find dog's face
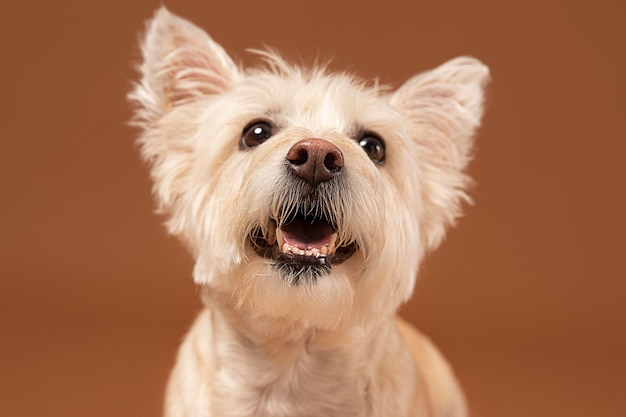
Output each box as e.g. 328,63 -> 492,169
130,8 -> 489,331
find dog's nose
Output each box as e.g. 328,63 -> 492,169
286,138 -> 344,187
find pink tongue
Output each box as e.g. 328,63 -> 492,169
281,218 -> 334,250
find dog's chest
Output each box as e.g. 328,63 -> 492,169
212,343 -> 369,417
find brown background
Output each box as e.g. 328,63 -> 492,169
1,0 -> 624,416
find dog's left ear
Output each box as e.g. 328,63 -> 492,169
391,57 -> 490,249
130,7 -> 240,124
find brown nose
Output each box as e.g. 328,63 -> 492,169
286,138 -> 344,187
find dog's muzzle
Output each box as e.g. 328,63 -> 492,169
250,138 -> 357,274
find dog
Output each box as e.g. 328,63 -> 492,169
129,7 -> 489,417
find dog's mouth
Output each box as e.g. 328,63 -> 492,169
251,213 -> 357,269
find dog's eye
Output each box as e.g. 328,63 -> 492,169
358,133 -> 386,164
241,121 -> 274,149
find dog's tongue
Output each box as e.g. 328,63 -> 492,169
281,218 -> 334,250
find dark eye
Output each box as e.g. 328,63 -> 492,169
240,120 -> 274,149
358,133 -> 386,164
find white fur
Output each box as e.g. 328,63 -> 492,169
129,7 -> 489,417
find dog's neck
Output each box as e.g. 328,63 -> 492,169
203,286 -> 383,344
200,289 -> 403,417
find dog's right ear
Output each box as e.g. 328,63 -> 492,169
130,7 -> 240,124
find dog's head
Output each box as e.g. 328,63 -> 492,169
130,8 -> 489,331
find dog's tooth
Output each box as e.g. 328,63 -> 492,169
297,248 -> 305,256
276,228 -> 284,249
320,245 -> 328,256
329,233 -> 338,249
282,242 -> 290,253
305,249 -> 313,257
311,248 -> 320,257
327,233 -> 338,255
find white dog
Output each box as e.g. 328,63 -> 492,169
130,7 -> 489,417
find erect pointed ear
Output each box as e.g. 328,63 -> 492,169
391,56 -> 489,168
130,7 -> 240,124
391,57 -> 490,249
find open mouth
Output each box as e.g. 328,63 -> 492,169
251,212 -> 357,268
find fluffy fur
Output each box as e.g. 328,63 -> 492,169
130,7 -> 489,417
